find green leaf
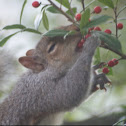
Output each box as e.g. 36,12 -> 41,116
43,29 -> 69,37
42,10 -> 49,30
41,5 -> 48,11
55,0 -> 70,9
98,0 -> 114,9
34,13 -> 42,30
82,15 -> 112,32
20,0 -> 27,24
80,8 -> 90,32
94,47 -> 101,65
23,28 -> 42,34
46,5 -> 61,14
107,67 -> 113,76
66,7 -> 77,17
0,32 -> 19,47
64,30 -> 77,39
3,24 -> 26,30
93,31 -> 122,53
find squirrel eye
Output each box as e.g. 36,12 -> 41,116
48,43 -> 56,53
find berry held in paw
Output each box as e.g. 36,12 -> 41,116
102,67 -> 109,74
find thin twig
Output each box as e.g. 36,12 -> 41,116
81,0 -> 85,11
48,0 -> 77,26
69,0 -> 75,17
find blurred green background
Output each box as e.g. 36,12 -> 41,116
0,0 -> 126,125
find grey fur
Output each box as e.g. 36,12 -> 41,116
0,34 -> 99,125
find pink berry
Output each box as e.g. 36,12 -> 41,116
108,60 -> 115,67
117,23 -> 123,29
94,6 -> 102,14
85,34 -> 91,39
102,67 -> 109,74
112,58 -> 119,65
32,1 -> 41,8
75,13 -> 81,21
80,39 -> 85,44
104,29 -> 112,34
94,27 -> 101,31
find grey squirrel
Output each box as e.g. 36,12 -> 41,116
0,24 -> 108,125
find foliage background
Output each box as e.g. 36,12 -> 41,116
0,0 -> 126,124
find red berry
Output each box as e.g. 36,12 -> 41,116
117,23 -> 123,29
77,39 -> 85,48
85,34 -> 91,39
112,58 -> 119,65
32,1 -> 41,8
75,13 -> 81,21
104,29 -> 112,34
102,67 -> 109,74
94,27 -> 101,31
94,6 -> 102,14
108,60 -> 115,67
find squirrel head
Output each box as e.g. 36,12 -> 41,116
19,25 -> 82,73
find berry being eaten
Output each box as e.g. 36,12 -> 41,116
77,39 -> 85,48
117,23 -> 123,30
104,29 -> 112,34
75,13 -> 81,21
94,6 -> 102,14
102,67 -> 109,74
32,1 -> 41,8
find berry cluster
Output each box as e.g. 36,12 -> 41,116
102,58 -> 119,74
75,5 -> 123,39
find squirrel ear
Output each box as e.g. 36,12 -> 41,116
26,49 -> 35,56
19,56 -> 44,72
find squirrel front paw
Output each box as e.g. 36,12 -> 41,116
92,73 -> 111,92
91,63 -> 111,92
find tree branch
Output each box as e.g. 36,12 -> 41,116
100,44 -> 126,60
48,0 -> 77,26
